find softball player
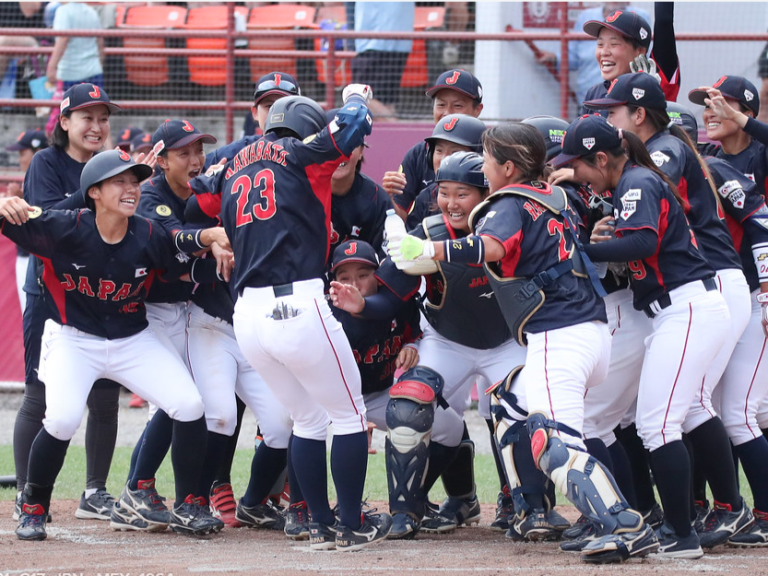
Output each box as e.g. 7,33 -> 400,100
189,90 -> 393,551
3,151 -> 221,541
581,3 -> 679,112
585,73 -> 753,547
390,123 -> 658,564
556,114 -> 731,558
14,83 -> 124,523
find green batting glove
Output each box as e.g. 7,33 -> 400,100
400,235 -> 425,261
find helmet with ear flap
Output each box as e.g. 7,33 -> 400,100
426,114 -> 486,169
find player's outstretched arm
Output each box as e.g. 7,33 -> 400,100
329,280 -> 365,314
388,233 -> 506,265
0,196 -> 35,226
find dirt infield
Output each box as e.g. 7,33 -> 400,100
3,500 -> 768,576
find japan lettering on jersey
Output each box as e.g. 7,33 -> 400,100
1,209 -> 180,339
610,164 -> 714,310
473,183 -> 607,333
189,130 -> 349,291
645,131 -> 741,271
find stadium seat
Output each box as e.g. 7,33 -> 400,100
314,5 -> 351,87
247,4 -> 317,82
119,5 -> 187,87
401,6 -> 446,88
185,5 -> 249,87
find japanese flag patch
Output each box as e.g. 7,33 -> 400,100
582,137 -> 596,150
135,268 -> 147,278
620,200 -> 636,220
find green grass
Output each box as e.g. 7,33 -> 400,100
0,445 -> 502,504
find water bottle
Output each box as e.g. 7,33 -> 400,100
384,208 -> 413,270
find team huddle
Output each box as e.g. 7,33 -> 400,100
2,4 -> 768,566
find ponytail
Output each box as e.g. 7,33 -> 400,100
668,123 -> 724,215
622,131 -> 688,209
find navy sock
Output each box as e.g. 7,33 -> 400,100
84,380 -> 120,490
27,428 -> 70,489
286,434 -> 305,505
130,410 -> 173,489
13,383 -> 45,490
513,428 -> 547,511
291,436 -> 334,525
607,440 -> 636,509
585,437 -> 614,473
650,440 -> 693,538
331,431 -> 368,530
242,443 -> 288,507
687,418 -> 741,509
617,424 -> 657,512
486,417 -> 508,491
198,431 -> 230,500
424,442 -> 460,493
214,397 -> 246,485
170,416 -> 208,503
441,440 -> 475,498
733,436 -> 768,512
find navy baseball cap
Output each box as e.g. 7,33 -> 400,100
253,71 -> 301,105
6,129 -> 47,152
331,240 -> 379,273
583,10 -> 652,50
584,72 -> 667,111
151,120 -> 216,155
130,131 -> 153,153
666,101 -> 699,144
59,83 -> 120,116
426,69 -> 483,103
688,75 -> 760,116
116,126 -> 145,151
80,149 -> 153,209
551,114 -> 623,168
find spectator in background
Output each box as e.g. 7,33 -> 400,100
4,128 -> 47,314
352,1 -> 415,119
45,1 -> 104,90
536,3 -> 651,106
0,3 -> 46,95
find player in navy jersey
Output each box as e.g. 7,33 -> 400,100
555,113 -> 732,558
584,74 -> 753,548
205,71 -> 301,170
390,123 -> 658,564
406,114 -> 486,230
1,151 -> 222,541
381,69 -> 484,217
672,102 -> 768,546
189,89 -> 394,551
580,4 -> 679,114
13,83 -> 128,523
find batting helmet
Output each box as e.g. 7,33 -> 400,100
665,101 -> 699,144
426,114 -> 486,169
80,150 -> 153,210
435,151 -> 488,191
521,116 -> 570,162
264,95 -> 327,140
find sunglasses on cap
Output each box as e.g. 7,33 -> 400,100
256,79 -> 298,94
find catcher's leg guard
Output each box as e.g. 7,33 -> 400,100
385,367 -> 445,522
527,412 -> 644,537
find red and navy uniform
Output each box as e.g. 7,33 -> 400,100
189,123 -> 367,292
646,130 -> 742,271
581,3 -> 680,114
392,141 -> 433,212
330,172 -> 391,260
473,182 -> 607,332
333,299 -> 421,395
713,117 -> 768,197
204,134 -> 262,171
406,182 -> 438,231
1,209 -> 181,339
707,156 -> 768,292
606,163 -> 714,311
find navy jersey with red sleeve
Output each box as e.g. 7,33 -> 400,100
716,138 -> 768,199
609,163 -> 714,310
333,298 -> 422,395
2,209 -> 179,339
406,182 -> 438,232
473,184 -> 607,333
137,173 -> 194,304
330,172 -> 391,261
393,141 -> 433,211
189,121 -> 366,292
646,130 -> 741,271
22,146 -> 87,296
707,156 -> 768,291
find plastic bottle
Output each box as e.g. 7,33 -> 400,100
384,208 -> 413,270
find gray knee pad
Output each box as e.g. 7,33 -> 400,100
386,366 -> 445,519
527,412 -> 642,536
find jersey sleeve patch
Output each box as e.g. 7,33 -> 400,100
28,206 -> 43,219
650,150 -> 670,167
155,205 -> 172,217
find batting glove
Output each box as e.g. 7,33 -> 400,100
629,55 -> 661,84
342,84 -> 373,105
390,234 -> 435,264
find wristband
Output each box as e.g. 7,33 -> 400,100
444,236 -> 485,264
757,292 -> 768,304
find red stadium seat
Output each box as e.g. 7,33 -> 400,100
401,6 -> 446,88
185,5 -> 249,87
119,5 -> 187,87
314,5 -> 351,87
247,4 -> 317,82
